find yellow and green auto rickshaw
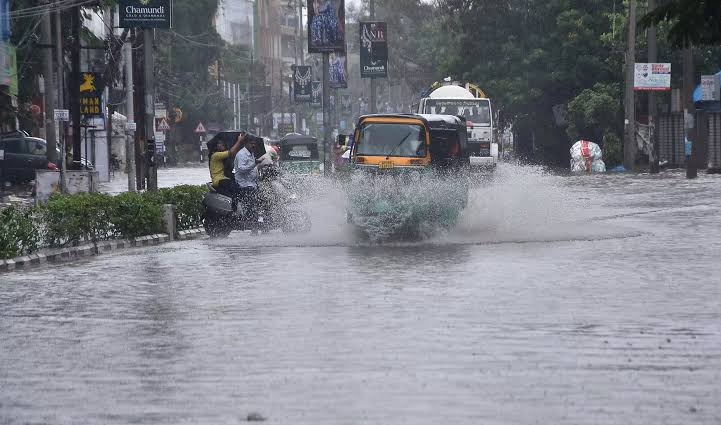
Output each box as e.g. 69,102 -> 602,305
345,114 -> 471,241
279,133 -> 322,175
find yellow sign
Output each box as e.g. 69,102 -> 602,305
79,72 -> 104,117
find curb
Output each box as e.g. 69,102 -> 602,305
0,229 -> 205,274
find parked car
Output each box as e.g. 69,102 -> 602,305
0,134 -> 93,183
0,134 -> 59,182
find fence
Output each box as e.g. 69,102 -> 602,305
659,112 -> 721,169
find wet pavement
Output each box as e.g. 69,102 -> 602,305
1,165 -> 720,425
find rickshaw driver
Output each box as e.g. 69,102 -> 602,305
208,133 -> 245,198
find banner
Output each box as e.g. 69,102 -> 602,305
341,94 -> 352,114
634,63 -> 671,91
329,51 -> 348,89
307,0 -> 345,53
293,65 -> 312,103
360,22 -> 388,78
311,81 -> 322,107
119,0 -> 172,29
79,72 -> 105,117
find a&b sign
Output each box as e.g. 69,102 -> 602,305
634,63 -> 671,91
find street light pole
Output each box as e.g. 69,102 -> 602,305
322,52 -> 331,175
369,0 -> 376,114
647,0 -> 659,174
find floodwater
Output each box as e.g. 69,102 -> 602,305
2,164 -> 721,425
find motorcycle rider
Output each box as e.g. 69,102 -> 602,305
234,136 -> 268,226
208,133 -> 245,198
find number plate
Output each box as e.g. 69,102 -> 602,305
378,160 -> 395,169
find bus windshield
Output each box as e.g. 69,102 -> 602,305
423,99 -> 491,126
356,123 -> 427,157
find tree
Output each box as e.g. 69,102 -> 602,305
640,0 -> 721,47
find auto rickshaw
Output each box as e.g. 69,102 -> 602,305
278,133 -> 322,175
345,114 -> 470,241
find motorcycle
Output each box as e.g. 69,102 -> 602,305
202,168 -> 312,238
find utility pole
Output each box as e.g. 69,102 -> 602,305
623,0 -> 637,171
71,5 -> 82,169
133,30 -> 145,190
647,0 -> 659,173
41,0 -> 57,164
369,0 -> 377,114
322,52 -> 331,174
124,39 -> 136,191
683,46 -> 697,179
143,29 -> 157,190
54,6 -> 66,191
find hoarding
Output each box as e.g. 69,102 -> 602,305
293,65 -> 312,103
119,0 -> 172,29
79,72 -> 105,117
329,51 -> 348,89
700,75 -> 720,101
360,22 -> 387,78
634,63 -> 671,91
311,81 -> 322,107
307,0 -> 345,53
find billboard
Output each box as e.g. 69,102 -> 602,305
79,72 -> 105,117
634,63 -> 671,91
293,65 -> 312,103
360,21 -> 387,78
119,0 -> 172,29
311,81 -> 322,107
307,0 -> 345,53
329,51 -> 348,89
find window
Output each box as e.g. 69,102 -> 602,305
357,123 -> 426,158
0,139 -> 26,154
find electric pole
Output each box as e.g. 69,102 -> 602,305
322,52 -> 331,174
369,0 -> 377,114
40,0 -> 57,164
623,0 -> 637,171
683,46 -> 697,179
124,38 -> 136,191
71,5 -> 82,169
143,29 -> 157,191
648,0 -> 659,173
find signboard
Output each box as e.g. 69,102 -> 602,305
0,149 -> 4,160
126,121 -> 137,131
360,22 -> 388,78
279,123 -> 295,135
119,0 -> 172,29
155,117 -> 170,131
293,65 -> 312,103
307,0 -> 345,53
311,81 -> 322,107
341,94 -> 352,114
634,63 -> 671,91
329,51 -> 348,89
700,75 -> 720,101
79,72 -> 105,117
194,122 -> 207,133
54,109 -> 69,121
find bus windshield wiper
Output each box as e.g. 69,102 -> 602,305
385,131 -> 412,159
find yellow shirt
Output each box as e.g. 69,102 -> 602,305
210,151 -> 230,187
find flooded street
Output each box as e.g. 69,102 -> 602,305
2,165 -> 721,425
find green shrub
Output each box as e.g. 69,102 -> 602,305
0,206 -> 40,259
111,191 -> 164,238
42,193 -> 114,247
146,185 -> 206,231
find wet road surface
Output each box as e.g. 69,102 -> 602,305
2,165 -> 721,424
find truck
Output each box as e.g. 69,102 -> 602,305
416,80 -> 498,167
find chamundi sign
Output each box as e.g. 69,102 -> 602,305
119,0 -> 172,29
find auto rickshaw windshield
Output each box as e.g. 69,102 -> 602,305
356,123 -> 426,157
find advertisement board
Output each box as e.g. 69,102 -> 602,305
307,0 -> 345,53
311,81 -> 322,107
329,51 -> 348,88
360,22 -> 388,78
634,63 -> 671,91
700,75 -> 721,101
79,72 -> 105,117
293,65 -> 312,103
119,0 -> 172,29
